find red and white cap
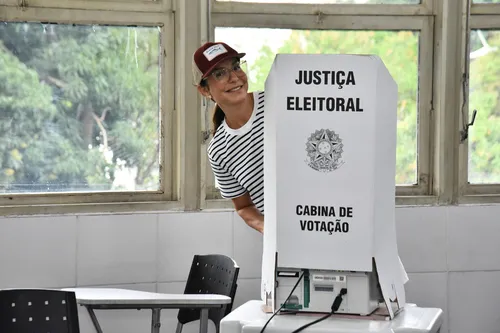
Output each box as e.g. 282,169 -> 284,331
192,42 -> 246,85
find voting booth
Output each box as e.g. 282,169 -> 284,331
262,54 -> 407,319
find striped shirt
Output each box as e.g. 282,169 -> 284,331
207,91 -> 265,213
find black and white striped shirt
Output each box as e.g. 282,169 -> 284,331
207,91 -> 265,213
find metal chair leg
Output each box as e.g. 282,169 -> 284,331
151,308 -> 161,333
176,322 -> 183,333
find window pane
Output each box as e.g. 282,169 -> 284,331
216,0 -> 420,4
468,29 -> 500,184
0,22 -> 161,194
472,0 -> 500,3
208,27 -> 419,190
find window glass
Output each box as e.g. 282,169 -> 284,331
0,23 -> 162,194
468,29 -> 500,184
210,27 -> 420,187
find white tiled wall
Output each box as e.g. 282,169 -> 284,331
1,205 -> 500,333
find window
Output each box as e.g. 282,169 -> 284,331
216,27 -> 420,186
203,0 -> 434,206
468,29 -> 500,184
0,23 -> 161,194
460,0 -> 500,201
0,3 -> 175,213
3,1 -> 500,214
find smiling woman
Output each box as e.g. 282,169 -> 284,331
193,41 -> 265,233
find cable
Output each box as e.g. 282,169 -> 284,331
259,271 -> 304,333
290,288 -> 347,333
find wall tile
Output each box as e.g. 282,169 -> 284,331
158,212 -> 233,282
77,214 -> 157,285
395,206 -> 447,272
0,215 -> 77,288
233,212 -> 263,279
449,271 -> 500,333
406,272 -> 448,333
447,205 -> 500,271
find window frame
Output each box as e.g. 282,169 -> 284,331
210,0 -> 434,16
1,0 -> 171,13
458,7 -> 500,204
202,0 -> 436,209
471,3 -> 500,15
0,2 -> 179,215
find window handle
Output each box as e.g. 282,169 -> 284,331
460,109 -> 477,143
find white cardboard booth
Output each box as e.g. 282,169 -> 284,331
262,54 -> 407,319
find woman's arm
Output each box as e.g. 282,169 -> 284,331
232,193 -> 264,233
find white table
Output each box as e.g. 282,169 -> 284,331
63,288 -> 232,333
220,300 -> 444,333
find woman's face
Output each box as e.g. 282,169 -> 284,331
199,58 -> 249,106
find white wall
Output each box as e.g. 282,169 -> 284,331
1,205 -> 500,333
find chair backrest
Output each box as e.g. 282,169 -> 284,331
177,254 -> 239,330
0,289 -> 80,333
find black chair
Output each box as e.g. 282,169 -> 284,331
176,254 -> 239,333
0,289 -> 80,333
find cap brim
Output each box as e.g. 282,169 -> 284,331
201,52 -> 246,80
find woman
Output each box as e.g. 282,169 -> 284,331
193,41 -> 265,233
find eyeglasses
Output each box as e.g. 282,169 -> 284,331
207,60 -> 247,82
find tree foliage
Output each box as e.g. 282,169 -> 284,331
0,23 -> 161,193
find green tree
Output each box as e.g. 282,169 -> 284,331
0,23 -> 161,193
0,40 -> 59,191
248,29 -> 419,185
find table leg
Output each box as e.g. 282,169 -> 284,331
151,308 -> 161,333
85,306 -> 104,333
200,308 -> 209,333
